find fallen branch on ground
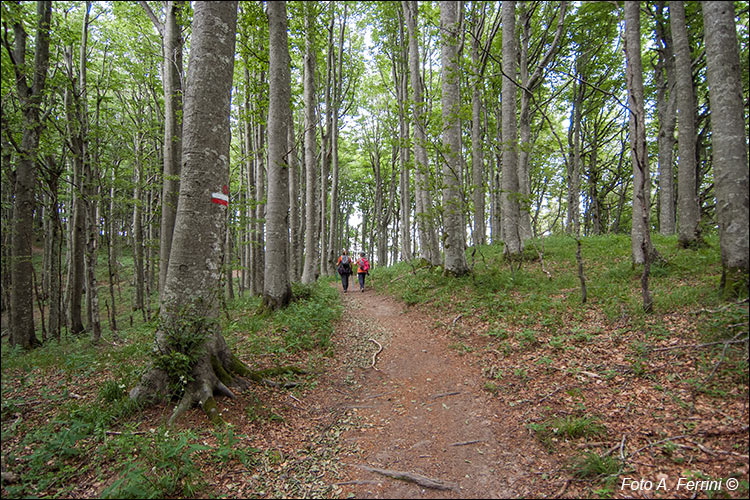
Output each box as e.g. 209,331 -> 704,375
356,465 -> 457,491
334,480 -> 382,486
450,440 -> 482,446
651,335 -> 748,352
369,338 -> 382,371
552,478 -> 570,499
451,314 -> 463,328
431,391 -> 461,399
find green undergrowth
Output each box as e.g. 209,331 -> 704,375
1,280 -> 343,499
375,233 -> 730,322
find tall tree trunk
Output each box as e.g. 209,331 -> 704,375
263,0 -> 292,310
131,1 -> 243,426
328,6 -> 347,270
670,1 -> 701,248
41,155 -> 63,340
320,7 -> 334,277
624,1 -> 654,311
470,3 -> 486,246
625,3 -> 653,266
132,142 -> 146,320
63,36 -> 87,336
301,3 -> 319,284
8,1 -> 52,348
567,65 -> 583,237
518,2 -> 566,243
242,82 -> 254,293
655,2 -> 676,235
159,1 -> 184,297
403,0 -> 441,266
288,112 -> 301,282
501,0 -> 523,258
254,120 -> 265,294
107,164 -> 119,334
702,1 -> 749,298
74,2 -> 102,342
441,1 -> 469,276
396,9 -> 412,261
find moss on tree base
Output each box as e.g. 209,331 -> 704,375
720,266 -> 749,301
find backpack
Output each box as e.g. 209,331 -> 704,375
359,258 -> 370,273
338,255 -> 351,275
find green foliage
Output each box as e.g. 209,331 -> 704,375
101,428 -> 208,499
152,306 -> 216,398
529,414 -> 606,450
569,452 -> 621,479
226,281 -> 341,358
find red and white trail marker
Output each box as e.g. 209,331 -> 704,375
211,185 -> 229,207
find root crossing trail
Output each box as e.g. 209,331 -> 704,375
320,285 -> 535,498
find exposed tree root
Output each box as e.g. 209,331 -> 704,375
131,336 -> 308,426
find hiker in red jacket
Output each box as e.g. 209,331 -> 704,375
355,252 -> 370,292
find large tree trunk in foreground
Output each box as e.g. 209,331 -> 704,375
702,1 -> 749,298
130,1 -> 243,426
8,1 -> 52,349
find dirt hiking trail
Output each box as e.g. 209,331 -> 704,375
310,284 -> 552,498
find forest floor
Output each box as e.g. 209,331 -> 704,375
2,236 -> 749,499
303,283 -> 748,499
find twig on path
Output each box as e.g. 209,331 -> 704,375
335,480 -> 382,486
651,335 -> 748,352
450,440 -> 482,447
451,314 -> 463,328
362,389 -> 399,400
552,478 -> 570,499
431,391 -> 461,399
538,385 -> 565,403
356,465 -> 457,491
369,338 -> 382,371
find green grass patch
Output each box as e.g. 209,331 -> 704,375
528,414 -> 607,450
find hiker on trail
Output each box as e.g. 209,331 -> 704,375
336,250 -> 353,292
356,252 -> 370,292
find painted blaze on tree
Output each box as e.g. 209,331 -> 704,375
129,1 -> 249,425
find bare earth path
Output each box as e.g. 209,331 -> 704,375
311,284 -> 552,499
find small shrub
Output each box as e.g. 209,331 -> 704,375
99,380 -> 127,403
570,451 -> 620,479
529,414 -> 606,450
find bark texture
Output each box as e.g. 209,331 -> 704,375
263,0 -> 292,310
158,0 -> 184,297
301,3 -> 320,284
670,1 -> 701,247
501,0 -> 523,258
624,2 -> 653,266
702,1 -> 749,298
8,1 -> 52,349
130,1 -> 242,425
403,0 -> 441,266
624,1 -> 654,311
440,0 -> 468,276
